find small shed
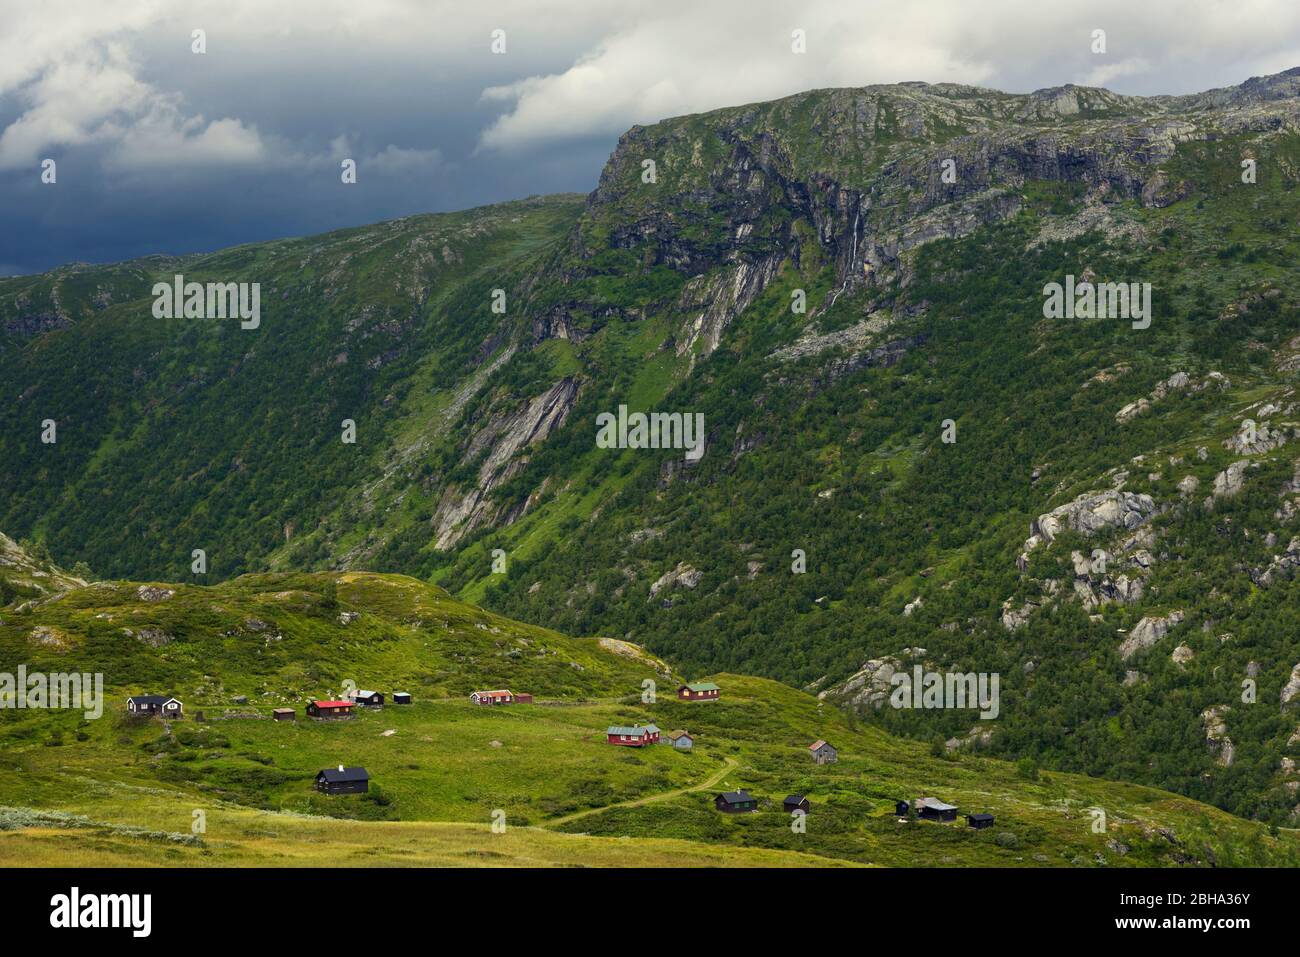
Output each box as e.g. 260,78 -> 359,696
808,739 -> 837,764
514,692 -> 534,704
967,813 -> 995,830
315,765 -> 370,795
307,700 -> 355,720
783,795 -> 810,813
392,693 -> 412,705
665,730 -> 694,751
715,790 -> 758,813
915,797 -> 959,822
272,708 -> 295,721
350,689 -> 385,708
677,682 -> 720,702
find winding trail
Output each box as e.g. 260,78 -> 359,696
546,756 -> 740,827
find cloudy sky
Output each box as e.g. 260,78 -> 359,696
4,0 -> 1300,275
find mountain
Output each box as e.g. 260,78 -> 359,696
1,567 -> 1295,867
3,71 -> 1300,825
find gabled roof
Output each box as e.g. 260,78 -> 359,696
352,689 -> 380,698
607,725 -> 654,736
681,682 -> 719,692
128,695 -> 168,705
667,729 -> 693,740
311,700 -> 353,708
967,812 -> 995,822
809,739 -> 832,751
916,797 -> 958,811
784,794 -> 807,804
272,708 -> 295,714
717,789 -> 754,804
318,766 -> 369,783
473,689 -> 513,697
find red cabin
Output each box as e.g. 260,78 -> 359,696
677,682 -> 720,701
605,724 -> 660,747
307,699 -> 355,719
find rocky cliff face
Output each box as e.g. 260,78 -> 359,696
0,531 -> 86,602
551,73 -> 1300,359
430,377 -> 579,549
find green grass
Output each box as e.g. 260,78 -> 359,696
2,572 -> 1296,867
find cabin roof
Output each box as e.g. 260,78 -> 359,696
312,700 -> 353,708
318,766 -> 369,783
784,794 -> 807,803
667,729 -> 692,740
128,695 -> 172,705
809,739 -> 831,751
607,725 -> 655,736
916,797 -> 958,811
354,689 -> 379,697
968,812 -> 995,822
682,682 -> 720,692
717,790 -> 754,804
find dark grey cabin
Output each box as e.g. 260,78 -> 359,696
715,789 -> 758,813
316,766 -> 370,795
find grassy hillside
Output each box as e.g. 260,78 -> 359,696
5,72 -> 1300,825
1,572 -> 1296,866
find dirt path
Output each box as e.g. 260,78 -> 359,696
546,756 -> 740,827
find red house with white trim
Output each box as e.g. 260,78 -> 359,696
605,724 -> 660,747
470,689 -> 514,705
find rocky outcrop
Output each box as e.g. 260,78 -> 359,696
1001,598 -> 1039,631
1118,610 -> 1185,661
1282,662 -> 1300,710
1252,537 -> 1300,587
1201,705 -> 1235,767
1210,460 -> 1251,502
1022,490 -> 1158,559
820,652 -> 931,709
430,377 -> 578,549
1223,420 -> 1291,455
649,562 -> 702,599
1115,371 -> 1229,423
676,255 -> 784,361
0,532 -> 86,597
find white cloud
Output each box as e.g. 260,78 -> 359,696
0,1 -> 272,171
4,0 -> 1300,174
476,0 -> 1300,151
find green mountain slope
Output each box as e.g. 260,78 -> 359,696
4,71 -> 1300,825
1,570 -> 1294,867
